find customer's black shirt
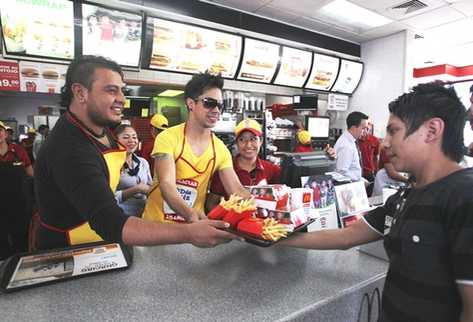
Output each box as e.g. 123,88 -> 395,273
34,113 -> 129,249
363,168 -> 473,322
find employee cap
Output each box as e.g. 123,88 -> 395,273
0,121 -> 7,130
297,130 -> 311,145
150,114 -> 169,130
235,119 -> 262,138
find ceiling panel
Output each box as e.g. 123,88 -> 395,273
422,17 -> 473,46
203,0 -> 270,12
266,0 -> 331,17
255,4 -> 300,23
451,1 -> 473,16
353,0 -> 446,20
400,6 -> 465,29
360,21 -> 410,39
291,16 -> 333,32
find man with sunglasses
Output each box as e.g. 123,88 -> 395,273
142,72 -> 251,223
33,56 -> 237,250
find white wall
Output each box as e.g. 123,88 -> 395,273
350,31 -> 408,138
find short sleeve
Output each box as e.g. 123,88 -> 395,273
447,202 -> 473,283
151,129 -> 177,157
214,138 -> 233,171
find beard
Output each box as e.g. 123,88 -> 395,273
88,106 -> 121,128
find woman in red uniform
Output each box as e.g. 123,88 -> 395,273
0,121 -> 34,259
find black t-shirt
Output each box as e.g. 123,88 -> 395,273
34,113 -> 129,249
363,168 -> 473,322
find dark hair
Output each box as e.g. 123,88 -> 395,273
388,82 -> 466,162
184,72 -> 224,102
38,124 -> 49,133
346,111 -> 368,128
114,124 -> 134,136
60,55 -> 124,108
470,84 -> 473,93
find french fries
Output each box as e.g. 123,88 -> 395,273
261,218 -> 288,241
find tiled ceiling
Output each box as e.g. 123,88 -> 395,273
200,0 -> 473,66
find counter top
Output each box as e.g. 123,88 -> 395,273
0,242 -> 388,322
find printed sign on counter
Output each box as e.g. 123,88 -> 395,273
273,46 -> 311,87
0,0 -> 74,59
305,54 -> 340,91
82,3 -> 142,67
237,38 -> 280,83
0,61 -> 20,91
19,61 -> 67,94
150,18 -> 242,78
331,59 -> 363,94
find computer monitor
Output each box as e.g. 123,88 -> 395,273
279,151 -> 336,188
306,116 -> 330,140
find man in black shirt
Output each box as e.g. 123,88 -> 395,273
33,55 -> 236,250
282,83 -> 473,322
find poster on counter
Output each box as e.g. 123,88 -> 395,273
150,18 -> 242,78
327,93 -> 349,111
334,181 -> 370,227
331,59 -> 363,94
0,60 -> 20,91
305,53 -> 340,91
0,0 -> 74,59
301,175 -> 339,231
237,38 -> 280,83
6,243 -> 128,290
19,61 -> 67,94
82,3 -> 142,67
273,46 -> 311,87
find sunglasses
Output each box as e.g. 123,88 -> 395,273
195,97 -> 224,111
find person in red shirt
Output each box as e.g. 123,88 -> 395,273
358,121 -> 380,182
207,118 -> 280,208
294,130 -> 314,152
0,121 -> 33,259
0,121 -> 33,176
140,113 -> 168,176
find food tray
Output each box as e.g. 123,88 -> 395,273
226,218 -> 316,247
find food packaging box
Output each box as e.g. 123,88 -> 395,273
289,188 -> 312,209
249,184 -> 290,210
255,207 -> 308,231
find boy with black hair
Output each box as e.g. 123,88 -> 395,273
282,83 -> 473,322
143,72 -> 250,223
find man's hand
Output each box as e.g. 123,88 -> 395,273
188,209 -> 207,223
324,144 -> 336,159
135,183 -> 151,194
185,220 -> 238,248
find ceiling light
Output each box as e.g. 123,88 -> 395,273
319,0 -> 392,29
158,90 -> 184,97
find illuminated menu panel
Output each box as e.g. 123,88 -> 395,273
305,53 -> 340,91
82,4 -> 143,67
273,46 -> 311,87
331,59 -> 363,94
237,38 -> 280,83
0,0 -> 74,59
150,18 -> 242,78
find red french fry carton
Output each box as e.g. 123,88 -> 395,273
223,209 -> 254,228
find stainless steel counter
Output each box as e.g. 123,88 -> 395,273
0,242 -> 388,321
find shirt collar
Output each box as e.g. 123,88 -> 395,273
234,155 -> 264,172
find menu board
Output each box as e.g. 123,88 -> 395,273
0,0 -> 74,59
19,61 -> 67,94
305,54 -> 340,91
82,4 -> 142,67
237,39 -> 280,83
273,46 -> 311,87
331,59 -> 363,94
150,18 -> 242,78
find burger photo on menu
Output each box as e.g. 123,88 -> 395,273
215,37 -> 231,51
178,60 -> 201,71
153,25 -> 174,43
42,69 -> 60,80
21,66 -> 40,78
151,53 -> 172,67
209,62 -> 228,75
312,71 -> 332,88
246,60 -> 274,69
